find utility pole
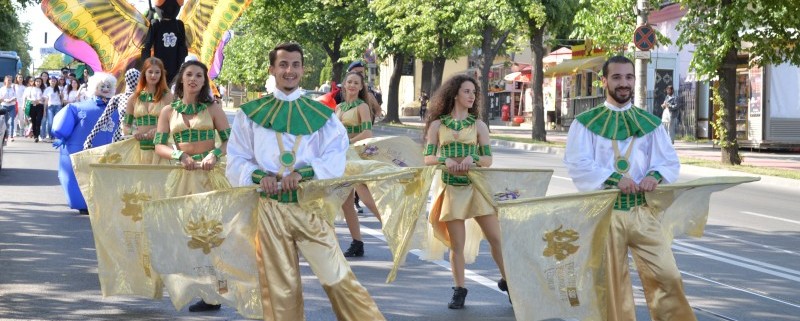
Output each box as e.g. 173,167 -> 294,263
634,0 -> 650,110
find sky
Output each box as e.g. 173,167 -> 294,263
19,0 -> 150,72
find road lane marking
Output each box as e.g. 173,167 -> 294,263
675,240 -> 800,278
703,231 -> 798,255
673,242 -> 800,282
360,224 -> 506,294
740,211 -> 800,225
680,270 -> 800,309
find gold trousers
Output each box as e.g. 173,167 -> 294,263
606,206 -> 697,321
254,198 -> 385,321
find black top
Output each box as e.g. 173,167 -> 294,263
141,19 -> 188,84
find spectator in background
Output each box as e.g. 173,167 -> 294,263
419,91 -> 429,121
42,77 -> 63,142
14,75 -> 29,138
1,75 -> 18,142
64,76 -> 81,104
661,85 -> 678,144
319,80 -> 331,93
24,78 -> 45,142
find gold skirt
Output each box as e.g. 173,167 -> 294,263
429,184 -> 495,248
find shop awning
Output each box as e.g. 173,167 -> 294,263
544,56 -> 606,77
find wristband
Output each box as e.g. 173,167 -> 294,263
295,166 -> 315,181
124,114 -> 135,125
604,172 -> 623,187
423,144 -> 437,156
211,148 -> 223,158
646,171 -> 663,182
252,169 -> 271,185
470,154 -> 480,164
360,121 -> 373,131
479,144 -> 492,156
217,128 -> 231,142
170,150 -> 185,161
437,156 -> 448,164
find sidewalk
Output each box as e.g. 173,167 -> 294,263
384,115 -> 800,174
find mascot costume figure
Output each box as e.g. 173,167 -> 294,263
52,73 -> 118,213
141,0 -> 188,84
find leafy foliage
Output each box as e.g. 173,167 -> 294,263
0,2 -> 32,73
571,0 -> 671,54
38,53 -> 65,71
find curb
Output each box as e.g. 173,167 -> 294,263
375,124 -> 798,188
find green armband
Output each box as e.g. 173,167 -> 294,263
170,150 -> 185,161
360,121 -> 372,131
479,144 -> 492,156
252,169 -> 270,185
153,132 -> 168,145
604,172 -> 623,187
217,128 -> 231,142
646,171 -> 663,182
423,144 -> 438,156
211,148 -> 224,158
295,166 -> 315,181
470,154 -> 481,164
438,156 -> 448,164
124,114 -> 134,125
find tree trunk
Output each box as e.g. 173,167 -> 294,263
322,39 -> 344,84
382,53 -> 405,124
478,27 -> 510,131
421,60 -> 433,95
718,45 -> 741,165
529,24 -> 547,142
430,56 -> 446,94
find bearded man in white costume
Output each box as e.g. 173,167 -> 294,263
563,55 -> 696,321
226,42 -> 385,321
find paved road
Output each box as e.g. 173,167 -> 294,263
1,126 -> 799,320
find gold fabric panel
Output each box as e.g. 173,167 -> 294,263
143,187 -> 262,319
352,136 -> 425,167
169,108 -> 214,133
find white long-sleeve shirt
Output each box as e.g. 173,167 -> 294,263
563,101 -> 680,192
0,85 -> 16,107
226,88 -> 349,187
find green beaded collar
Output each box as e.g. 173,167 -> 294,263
239,94 -> 332,135
440,114 -> 477,131
575,104 -> 661,140
337,99 -> 365,113
171,100 -> 209,114
139,91 -> 154,102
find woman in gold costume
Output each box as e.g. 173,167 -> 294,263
154,60 -> 230,171
422,74 -> 507,309
336,71 -> 383,257
153,59 -> 232,312
123,57 -> 173,164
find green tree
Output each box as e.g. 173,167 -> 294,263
38,53 -> 65,71
458,0 -> 519,127
507,0 -> 579,141
1,2 -> 33,73
677,0 -> 800,165
249,0 -> 367,84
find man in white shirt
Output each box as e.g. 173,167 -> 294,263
563,55 -> 694,321
226,43 -> 385,320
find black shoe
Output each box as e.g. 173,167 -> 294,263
188,300 -> 221,312
343,239 -> 364,257
34,137 -> 39,143
448,287 -> 468,309
498,278 -> 512,304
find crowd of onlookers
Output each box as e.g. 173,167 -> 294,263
1,67 -> 93,144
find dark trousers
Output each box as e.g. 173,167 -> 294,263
29,104 -> 44,139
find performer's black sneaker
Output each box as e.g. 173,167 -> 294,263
343,239 -> 364,257
498,278 -> 512,304
448,287 -> 468,309
188,300 -> 221,312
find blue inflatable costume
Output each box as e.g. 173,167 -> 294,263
52,73 -> 118,213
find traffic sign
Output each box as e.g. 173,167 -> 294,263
634,24 -> 656,51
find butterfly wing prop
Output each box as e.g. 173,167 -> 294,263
42,0 -> 149,80
180,0 -> 252,78
54,34 -> 103,72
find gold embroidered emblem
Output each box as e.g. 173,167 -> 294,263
98,152 -> 122,164
120,192 -> 152,222
543,225 -> 580,261
185,216 -> 225,254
